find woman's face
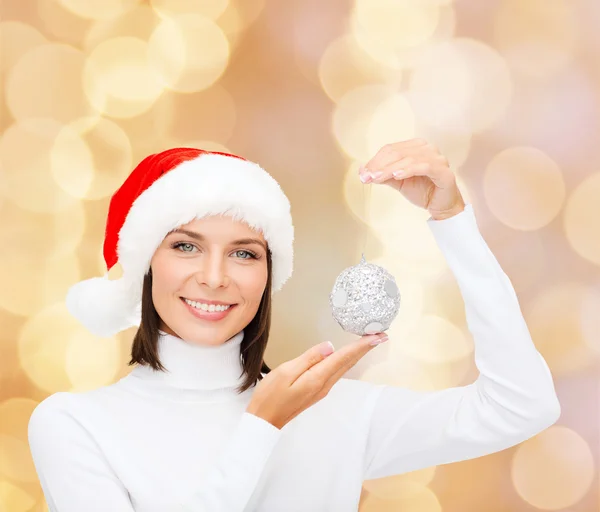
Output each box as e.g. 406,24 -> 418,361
149,214 -> 269,346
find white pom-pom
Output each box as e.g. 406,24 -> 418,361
65,273 -> 141,338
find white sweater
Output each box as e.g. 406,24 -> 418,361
28,203 -> 561,512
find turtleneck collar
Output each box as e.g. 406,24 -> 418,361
119,329 -> 248,403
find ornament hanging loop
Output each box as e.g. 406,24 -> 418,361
360,170 -> 372,263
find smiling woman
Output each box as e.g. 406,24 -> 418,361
58,147 -> 294,395
28,146 -> 560,512
129,214 -> 275,394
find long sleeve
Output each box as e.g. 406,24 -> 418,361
28,393 -> 135,511
362,203 -> 561,480
29,393 -> 282,511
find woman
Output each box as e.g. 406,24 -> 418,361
28,142 -> 561,511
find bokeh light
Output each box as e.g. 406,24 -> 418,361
82,36 -> 165,118
0,21 -> 47,75
493,0 -> 577,79
361,483 -> 441,512
483,146 -> 566,231
18,303 -> 121,393
1,1 -> 598,510
57,0 -> 141,20
511,426 -> 595,510
408,38 -> 513,132
0,119 -> 81,213
150,0 -> 229,20
148,14 -> 230,93
527,282 -> 599,376
51,116 -> 133,200
6,43 -> 97,123
563,172 -> 600,266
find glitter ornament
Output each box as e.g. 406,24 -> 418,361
329,168 -> 401,335
329,254 -> 401,336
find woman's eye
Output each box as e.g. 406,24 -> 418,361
172,243 -> 257,259
234,250 -> 258,259
173,242 -> 196,252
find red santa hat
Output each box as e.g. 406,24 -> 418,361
65,147 -> 294,338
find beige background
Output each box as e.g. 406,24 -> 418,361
0,0 -> 599,510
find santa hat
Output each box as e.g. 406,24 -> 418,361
65,147 -> 294,338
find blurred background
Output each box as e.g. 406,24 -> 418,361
0,0 -> 599,510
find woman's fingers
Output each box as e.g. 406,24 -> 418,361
296,333 -> 388,389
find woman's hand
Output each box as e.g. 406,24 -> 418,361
359,138 -> 466,221
246,333 -> 388,430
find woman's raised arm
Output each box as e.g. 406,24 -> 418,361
361,204 -> 560,480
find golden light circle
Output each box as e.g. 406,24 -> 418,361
360,357 -> 435,391
409,38 -> 512,132
57,0 -> 141,20
0,201 -> 86,264
83,4 -> 161,52
580,284 -> 600,356
354,0 -> 441,49
493,0 -> 577,79
0,119 -> 81,213
563,172 -> 600,266
361,482 -> 441,512
0,397 -> 40,484
364,174 -> 472,280
511,426 -> 595,510
318,34 -> 399,104
51,117 -> 133,200
350,0 -> 451,71
400,314 -> 472,364
83,36 -> 165,118
0,253 -> 80,317
150,0 -> 229,20
414,126 -> 472,171
148,14 -> 230,93
49,121 -> 95,200
350,2 -> 456,72
0,475 -> 37,509
18,303 -> 121,393
527,282 -> 598,376
483,146 -> 566,230
0,436 -> 38,489
38,0 -> 91,47
213,0 -> 245,48
0,199 -> 85,313
6,43 -> 97,123
366,94 -> 416,156
65,331 -> 121,392
363,469 -> 437,500
332,84 -> 398,162
0,21 -> 47,75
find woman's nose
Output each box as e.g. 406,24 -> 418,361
195,254 -> 229,289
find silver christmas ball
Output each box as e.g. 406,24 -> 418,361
329,255 -> 401,336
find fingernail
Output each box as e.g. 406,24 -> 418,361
392,170 -> 406,178
319,341 -> 335,356
369,335 -> 389,346
371,171 -> 383,180
359,173 -> 371,183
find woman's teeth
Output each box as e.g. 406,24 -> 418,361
183,298 -> 231,312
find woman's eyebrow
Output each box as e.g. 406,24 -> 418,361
167,228 -> 267,252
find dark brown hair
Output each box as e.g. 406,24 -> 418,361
127,249 -> 273,394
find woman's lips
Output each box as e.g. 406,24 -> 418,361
180,297 -> 237,321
